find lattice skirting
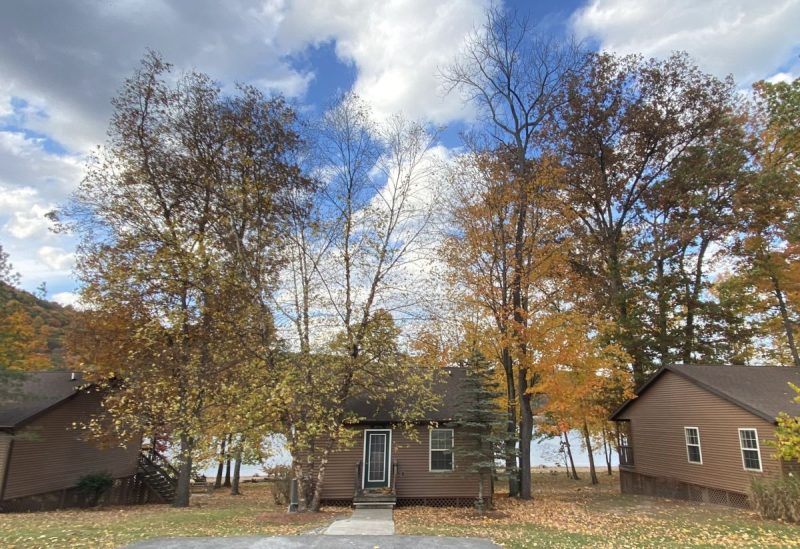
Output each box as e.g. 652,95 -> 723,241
620,469 -> 750,509
321,496 -> 491,508
396,496 -> 490,507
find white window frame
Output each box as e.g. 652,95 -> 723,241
429,428 -> 454,472
362,429 -> 392,488
738,428 -> 763,472
684,427 -> 703,464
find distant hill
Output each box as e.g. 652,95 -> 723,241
0,282 -> 78,369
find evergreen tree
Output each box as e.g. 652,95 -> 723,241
453,349 -> 513,512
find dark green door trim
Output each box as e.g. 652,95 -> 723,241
362,429 -> 391,489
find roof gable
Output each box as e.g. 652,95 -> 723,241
0,372 -> 86,429
611,364 -> 800,423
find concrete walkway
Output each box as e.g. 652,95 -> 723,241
323,507 -> 394,535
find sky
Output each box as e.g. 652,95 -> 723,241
1,0 -> 799,306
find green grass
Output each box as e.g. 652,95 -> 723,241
394,471 -> 800,548
0,483 -> 338,548
4,471 -> 799,548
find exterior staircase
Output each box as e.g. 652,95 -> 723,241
137,450 -> 178,504
353,489 -> 397,509
353,461 -> 398,509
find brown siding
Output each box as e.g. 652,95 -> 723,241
299,425 -> 481,500
618,371 -> 782,494
3,391 -> 140,500
393,426 -> 480,500
0,432 -> 10,498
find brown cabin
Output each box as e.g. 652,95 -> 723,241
611,364 -> 800,508
0,372 -> 145,512
298,368 -> 486,508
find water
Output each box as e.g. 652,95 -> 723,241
202,430 -> 618,477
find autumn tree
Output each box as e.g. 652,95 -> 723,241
632,111 -> 751,366
531,310 -> 632,484
63,52 -> 307,507
443,148 -> 574,498
730,77 -> 800,366
443,6 -> 584,498
0,246 -> 51,376
271,94 -> 442,512
774,382 -> 800,460
556,52 -> 738,382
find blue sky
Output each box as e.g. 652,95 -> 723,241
1,0 -> 798,305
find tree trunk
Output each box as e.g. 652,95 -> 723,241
563,431 -> 579,480
608,240 -> 643,383
230,443 -> 243,496
214,437 -> 226,488
502,347 -> 519,497
477,471 -> 485,514
602,425 -> 613,475
682,237 -> 710,364
291,458 -> 314,511
582,420 -> 598,485
771,273 -> 800,367
517,375 -> 533,499
224,434 -> 232,487
173,433 -> 193,508
309,444 -> 332,512
655,255 -> 669,366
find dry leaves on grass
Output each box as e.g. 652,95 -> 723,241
394,492 -> 800,548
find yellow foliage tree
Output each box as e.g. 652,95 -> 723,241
529,310 -> 633,484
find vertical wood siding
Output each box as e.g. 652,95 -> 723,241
618,371 -> 782,494
303,425 -> 481,500
3,391 -> 140,500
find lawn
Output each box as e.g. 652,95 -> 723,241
3,472 -> 799,548
394,470 -> 800,548
0,482 -> 339,549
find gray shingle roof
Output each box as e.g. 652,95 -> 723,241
611,364 -> 800,423
346,367 -> 465,423
0,371 -> 85,429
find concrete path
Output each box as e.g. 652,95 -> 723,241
324,507 -> 394,535
126,535 -> 500,548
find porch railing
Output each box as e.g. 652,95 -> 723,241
619,445 -> 634,466
354,460 -> 363,497
354,460 -> 399,497
391,461 -> 398,493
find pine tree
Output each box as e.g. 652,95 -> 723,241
453,349 -> 513,512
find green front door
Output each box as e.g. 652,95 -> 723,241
363,430 -> 391,489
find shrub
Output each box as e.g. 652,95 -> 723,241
263,464 -> 292,505
750,475 -> 800,522
77,472 -> 114,507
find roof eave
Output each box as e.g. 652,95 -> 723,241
610,365 -> 779,424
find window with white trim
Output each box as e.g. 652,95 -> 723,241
430,429 -> 454,471
684,427 -> 702,464
739,428 -> 762,471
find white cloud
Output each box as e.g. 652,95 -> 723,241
0,0 -> 312,152
52,291 -> 81,308
571,0 -> 800,84
767,71 -> 798,84
277,0 -> 487,123
5,204 -> 55,239
38,246 -> 75,271
0,131 -> 84,204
